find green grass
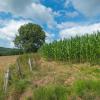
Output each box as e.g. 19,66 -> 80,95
71,80 -> 100,100
0,54 -> 100,100
32,80 -> 100,100
12,79 -> 29,94
33,85 -> 68,100
0,73 -> 4,100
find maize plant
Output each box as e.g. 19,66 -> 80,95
40,32 -> 100,64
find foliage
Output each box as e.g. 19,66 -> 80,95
12,79 -> 29,94
1,54 -> 100,99
0,74 -> 4,100
9,79 -> 30,100
14,23 -> 46,53
33,85 -> 67,100
71,80 -> 100,100
40,32 -> 100,64
0,47 -> 22,56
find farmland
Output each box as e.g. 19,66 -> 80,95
0,0 -> 100,100
0,53 -> 100,100
40,32 -> 100,64
0,32 -> 100,100
0,55 -> 17,71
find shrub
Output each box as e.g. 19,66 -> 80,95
72,80 -> 100,100
13,79 -> 29,94
33,85 -> 68,100
9,79 -> 30,100
0,74 -> 4,100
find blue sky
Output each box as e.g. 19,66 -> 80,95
0,0 -> 100,48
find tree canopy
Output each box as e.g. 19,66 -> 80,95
14,23 -> 46,53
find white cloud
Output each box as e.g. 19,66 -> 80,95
0,0 -> 32,13
30,3 -> 57,28
45,32 -> 55,43
57,22 -> 80,29
60,23 -> 100,39
0,0 -> 57,28
58,10 -> 79,19
0,0 -> 40,13
64,0 -> 71,8
0,19 -> 30,47
68,0 -> 100,17
65,11 -> 79,18
0,19 -> 55,47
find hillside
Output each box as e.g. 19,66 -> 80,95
0,47 -> 22,56
0,54 -> 100,100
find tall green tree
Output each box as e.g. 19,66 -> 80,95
14,23 -> 46,52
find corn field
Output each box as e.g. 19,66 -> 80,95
40,32 -> 100,63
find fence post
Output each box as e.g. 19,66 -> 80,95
28,58 -> 33,71
3,68 -> 10,94
16,59 -> 23,78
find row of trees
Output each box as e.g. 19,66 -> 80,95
40,32 -> 100,64
0,47 -> 22,56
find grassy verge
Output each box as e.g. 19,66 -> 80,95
32,80 -> 100,100
0,54 -> 100,100
33,84 -> 68,100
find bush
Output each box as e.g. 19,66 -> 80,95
33,85 -> 68,100
72,80 -> 100,100
0,74 -> 4,100
9,79 -> 30,100
0,89 -> 4,100
13,79 -> 29,94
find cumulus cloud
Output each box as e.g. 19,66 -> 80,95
0,0 -> 32,13
57,22 -> 80,29
45,32 -> 55,43
60,23 -> 100,39
65,11 -> 79,18
0,0 -> 57,28
0,19 -> 55,47
58,10 -> 79,19
0,19 -> 30,47
66,0 -> 100,17
64,0 -> 71,8
30,3 -> 57,28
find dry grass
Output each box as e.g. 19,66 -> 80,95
0,55 -> 18,99
35,59 -> 100,86
18,57 -> 100,100
0,55 -> 18,72
0,55 -> 18,83
1,54 -> 100,100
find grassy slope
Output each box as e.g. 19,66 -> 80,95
23,61 -> 100,99
9,54 -> 100,100
0,54 -> 100,100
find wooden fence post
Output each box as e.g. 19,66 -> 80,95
28,58 -> 33,71
16,59 -> 23,78
3,68 -> 10,94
